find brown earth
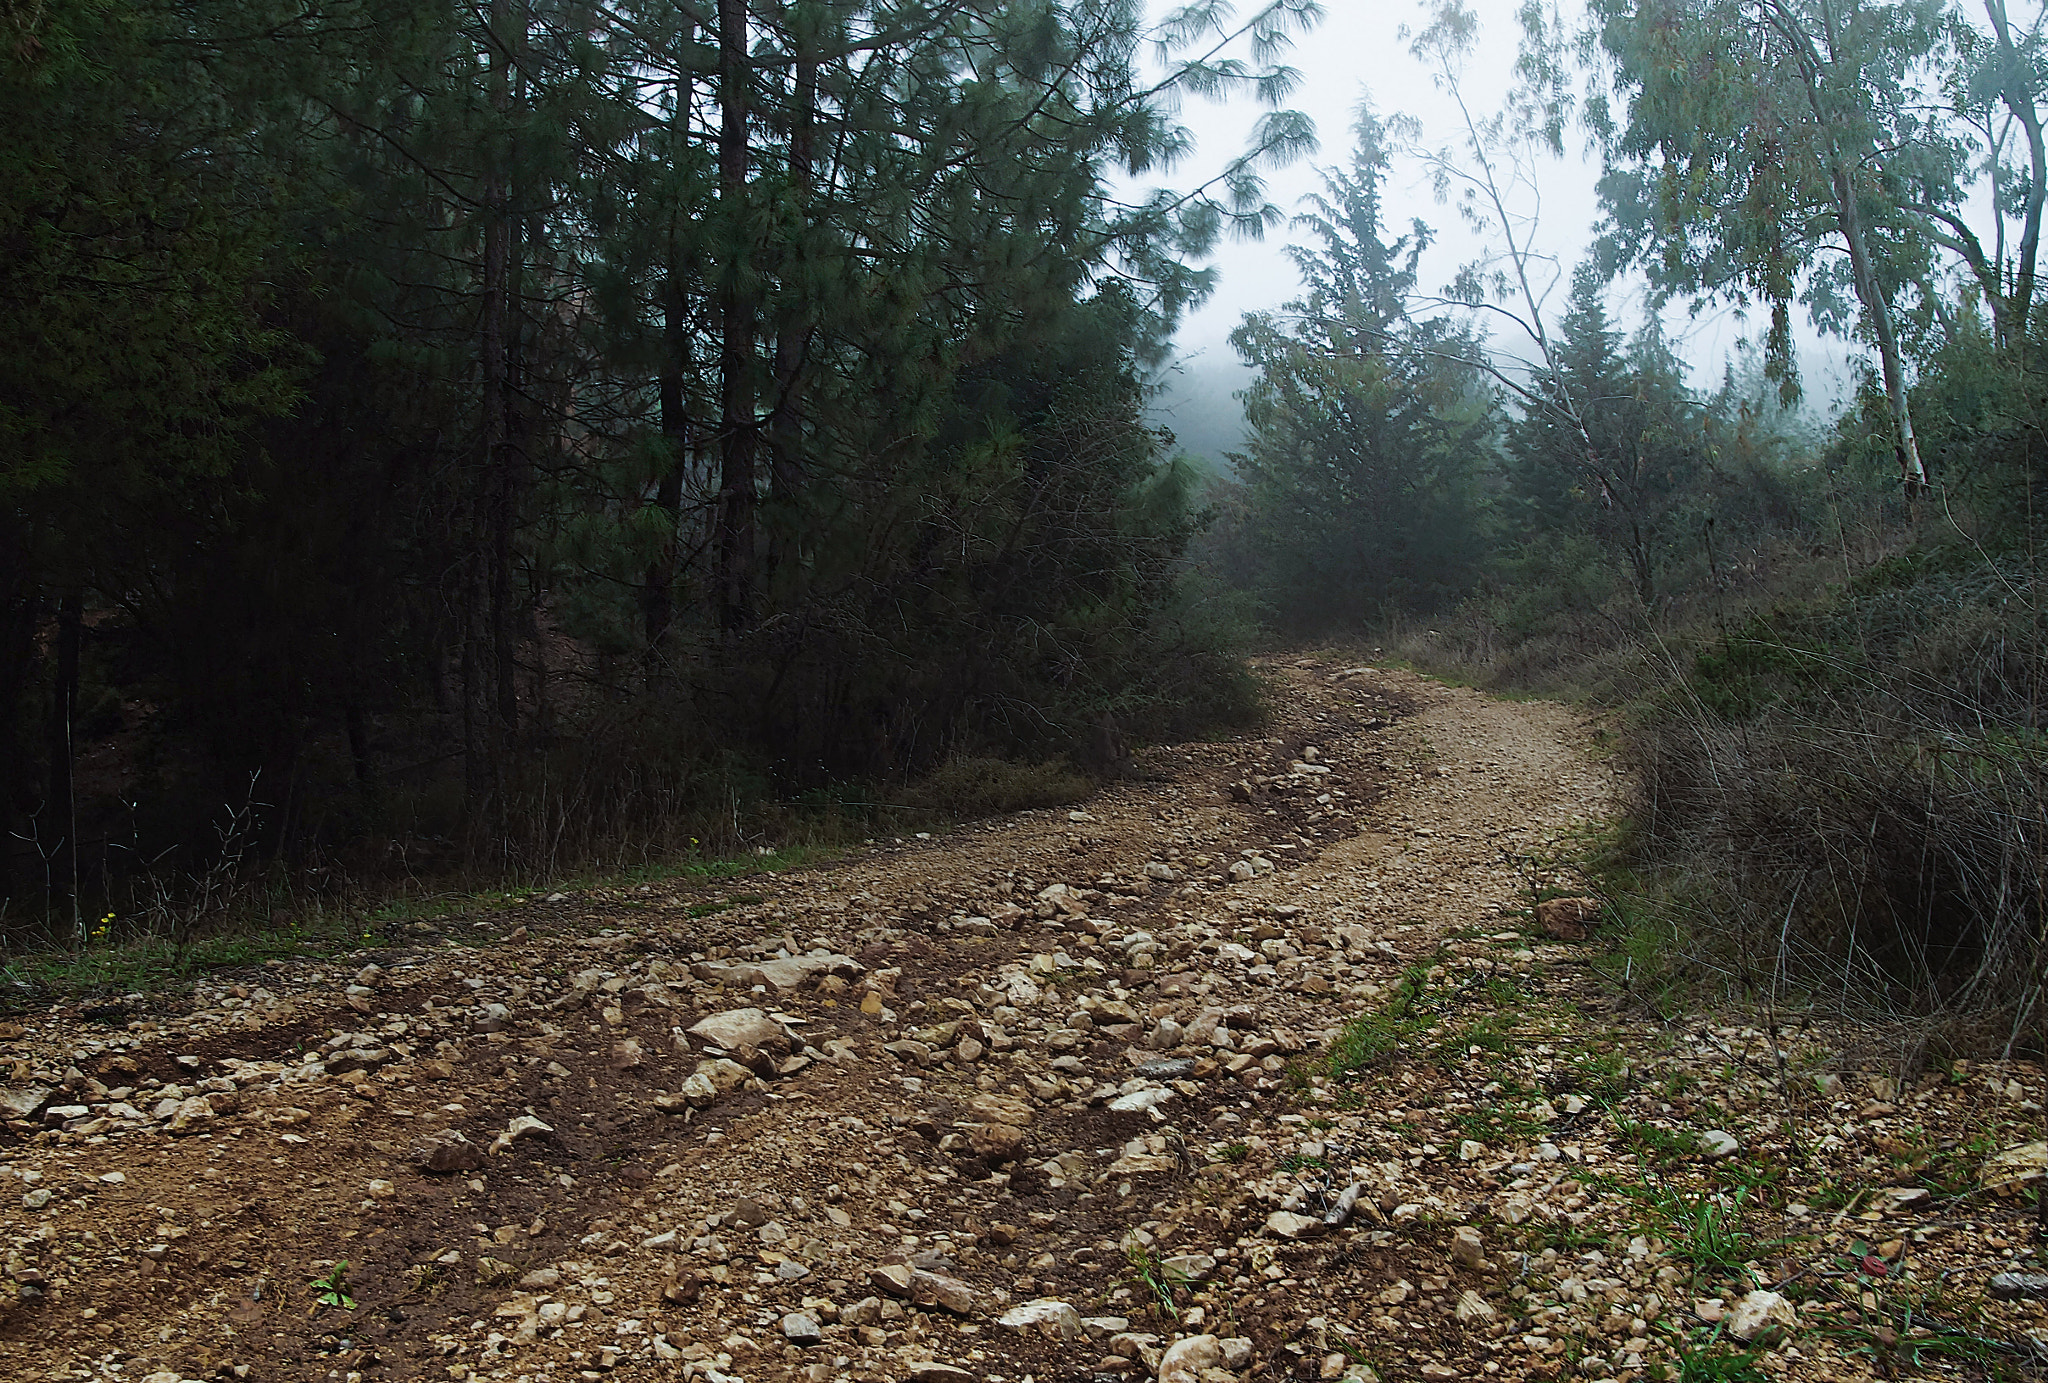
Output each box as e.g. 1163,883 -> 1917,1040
3,655 -> 2046,1383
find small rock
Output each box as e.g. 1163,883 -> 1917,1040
694,1057 -> 754,1093
412,1128 -> 485,1173
1146,1020 -> 1184,1050
1990,1272 -> 2048,1301
1454,1288 -> 1495,1322
164,1095 -> 217,1133
491,1114 -> 553,1154
1725,1289 -> 1796,1343
0,1085 -> 54,1121
869,1262 -> 915,1297
1157,1334 -> 1220,1383
909,1268 -> 980,1314
1700,1129 -> 1740,1159
1534,896 -> 1601,939
968,1093 -> 1034,1126
904,1366 -> 976,1383
1449,1225 -> 1488,1272
1982,1141 -> 2048,1195
23,1188 -> 53,1210
781,1312 -> 823,1345
999,1299 -> 1082,1341
1264,1210 -> 1321,1240
686,1007 -> 790,1054
1108,1087 -> 1173,1114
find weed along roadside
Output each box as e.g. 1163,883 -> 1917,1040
2,657 -> 2046,1383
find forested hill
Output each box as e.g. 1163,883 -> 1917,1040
0,0 -> 1318,920
10,0 -> 2048,1060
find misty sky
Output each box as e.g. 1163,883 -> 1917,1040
1139,0 -> 1862,458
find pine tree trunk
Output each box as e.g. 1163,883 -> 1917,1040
474,0 -> 520,808
715,0 -> 757,636
645,277 -> 689,683
45,585 -> 81,922
766,38 -> 818,571
494,0 -> 530,751
0,522 -> 36,903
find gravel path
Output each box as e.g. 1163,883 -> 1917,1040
3,656 -> 2045,1383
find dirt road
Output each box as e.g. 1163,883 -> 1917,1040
4,657 -> 2044,1383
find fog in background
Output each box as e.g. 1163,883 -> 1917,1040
1140,0 -> 1861,469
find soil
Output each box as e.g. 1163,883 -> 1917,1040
3,655 -> 2046,1383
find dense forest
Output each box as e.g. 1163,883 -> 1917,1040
1,0 -> 1318,926
7,0 -> 2048,1042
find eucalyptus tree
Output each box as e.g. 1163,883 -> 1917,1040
1932,1 -> 2048,355
1590,0 -> 1965,494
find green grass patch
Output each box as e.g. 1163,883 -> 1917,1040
1326,952 -> 1535,1082
1612,1115 -> 1706,1169
1665,1327 -> 1769,1383
1326,960 -> 1436,1078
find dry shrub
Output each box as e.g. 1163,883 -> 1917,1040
1620,553 -> 2048,1056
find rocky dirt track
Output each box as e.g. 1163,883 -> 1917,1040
5,656 -> 2048,1383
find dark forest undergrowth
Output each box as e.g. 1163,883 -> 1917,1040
0,739 -> 1144,1011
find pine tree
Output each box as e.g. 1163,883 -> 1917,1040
1230,110 -> 1494,628
1504,265 -> 1705,606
